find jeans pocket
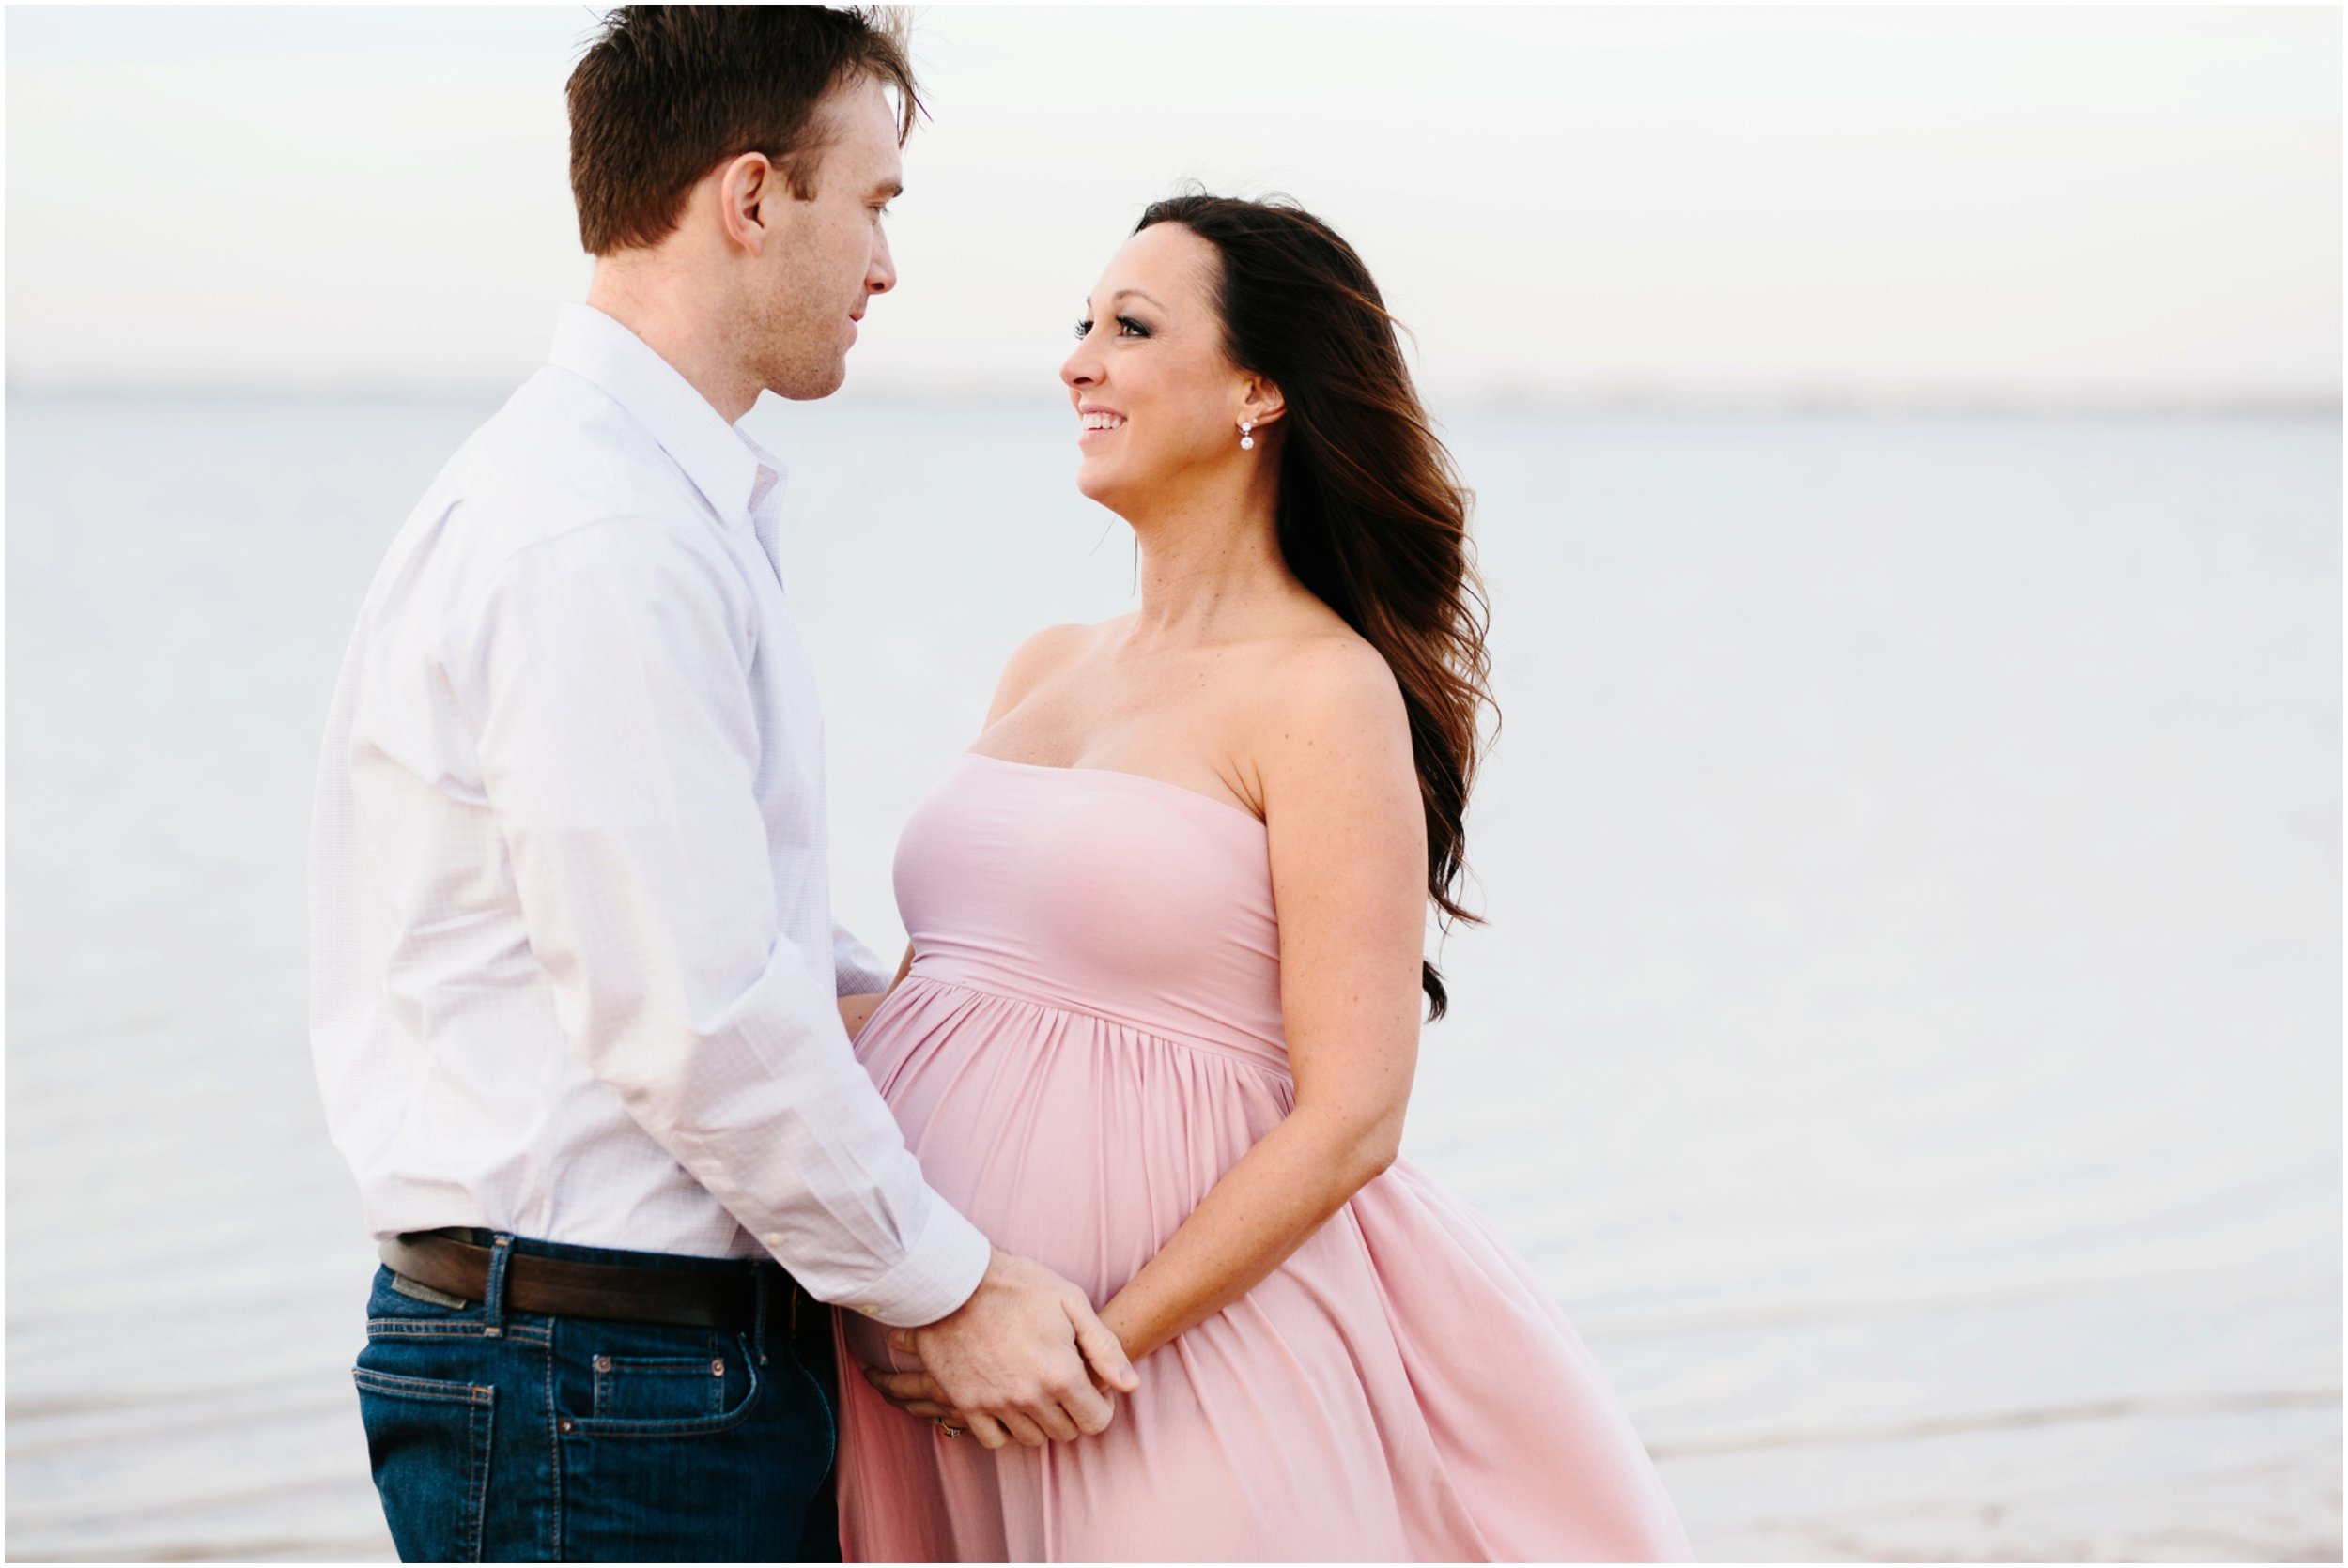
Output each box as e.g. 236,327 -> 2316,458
353,1366 -> 494,1563
555,1331 -> 830,1562
593,1354 -> 726,1422
564,1337 -> 762,1438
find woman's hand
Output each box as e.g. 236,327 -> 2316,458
861,1361 -> 966,1426
837,992 -> 887,1040
837,943 -> 917,1040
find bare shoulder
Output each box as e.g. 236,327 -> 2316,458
1267,626 -> 1409,734
984,616 -> 1123,725
1250,625 -> 1414,808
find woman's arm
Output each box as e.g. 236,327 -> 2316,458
837,943 -> 917,1039
861,636 -> 1427,1422
1091,639 -> 1427,1362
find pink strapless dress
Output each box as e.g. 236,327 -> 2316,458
833,753 -> 1694,1562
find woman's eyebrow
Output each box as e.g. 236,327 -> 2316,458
1082,288 -> 1166,311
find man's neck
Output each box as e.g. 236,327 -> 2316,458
585,259 -> 760,424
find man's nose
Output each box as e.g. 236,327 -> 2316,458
868,232 -> 897,297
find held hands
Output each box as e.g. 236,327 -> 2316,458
865,1249 -> 1137,1449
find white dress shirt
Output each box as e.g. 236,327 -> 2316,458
309,302 -> 989,1327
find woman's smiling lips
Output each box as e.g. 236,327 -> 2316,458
1076,403 -> 1126,445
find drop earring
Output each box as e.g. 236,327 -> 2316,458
1240,419 -> 1256,452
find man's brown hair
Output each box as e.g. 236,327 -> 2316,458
567,5 -> 921,256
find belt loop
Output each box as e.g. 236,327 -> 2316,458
483,1233 -> 516,1336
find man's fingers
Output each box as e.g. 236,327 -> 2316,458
1063,1376 -> 1115,1436
1046,1354 -> 1115,1436
1067,1299 -> 1140,1393
965,1411 -> 1012,1450
998,1409 -> 1051,1448
1027,1395 -> 1081,1443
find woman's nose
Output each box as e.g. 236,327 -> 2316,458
1060,339 -> 1100,390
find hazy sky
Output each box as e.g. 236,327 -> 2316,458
6,5 -> 2340,407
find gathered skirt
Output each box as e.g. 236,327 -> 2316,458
830,974 -> 1695,1562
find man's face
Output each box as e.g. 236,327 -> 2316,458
749,76 -> 903,401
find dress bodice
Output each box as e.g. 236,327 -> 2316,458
890,752 -> 1288,1073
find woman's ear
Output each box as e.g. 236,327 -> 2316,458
1240,374 -> 1287,430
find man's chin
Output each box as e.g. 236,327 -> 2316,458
768,358 -> 850,403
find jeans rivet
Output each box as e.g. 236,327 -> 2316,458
711,1359 -> 725,1376
559,1418 -> 575,1434
593,1355 -> 612,1374
484,1326 -> 502,1338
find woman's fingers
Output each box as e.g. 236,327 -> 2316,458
891,1396 -> 958,1421
864,1365 -> 949,1404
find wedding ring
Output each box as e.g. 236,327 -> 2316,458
935,1419 -> 965,1438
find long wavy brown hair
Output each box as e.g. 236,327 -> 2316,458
1135,193 -> 1497,1020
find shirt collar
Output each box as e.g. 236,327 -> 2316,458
546,302 -> 786,530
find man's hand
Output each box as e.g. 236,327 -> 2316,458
881,1249 -> 1137,1449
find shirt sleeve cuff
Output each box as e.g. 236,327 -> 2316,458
833,1197 -> 992,1329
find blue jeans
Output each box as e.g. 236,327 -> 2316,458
353,1231 -> 841,1562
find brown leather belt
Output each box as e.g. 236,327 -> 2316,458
382,1231 -> 792,1334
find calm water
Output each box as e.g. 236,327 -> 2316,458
7,393 -> 2340,1560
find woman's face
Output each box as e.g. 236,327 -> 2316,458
1059,223 -> 1251,514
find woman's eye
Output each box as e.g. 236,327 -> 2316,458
1073,315 -> 1150,340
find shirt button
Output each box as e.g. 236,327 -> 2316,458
857,1303 -> 882,1317
765,1233 -> 783,1249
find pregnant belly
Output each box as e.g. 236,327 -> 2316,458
846,976 -> 1294,1321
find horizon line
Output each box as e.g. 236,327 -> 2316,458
5,380 -> 2340,421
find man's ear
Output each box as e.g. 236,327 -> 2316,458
715,152 -> 776,254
